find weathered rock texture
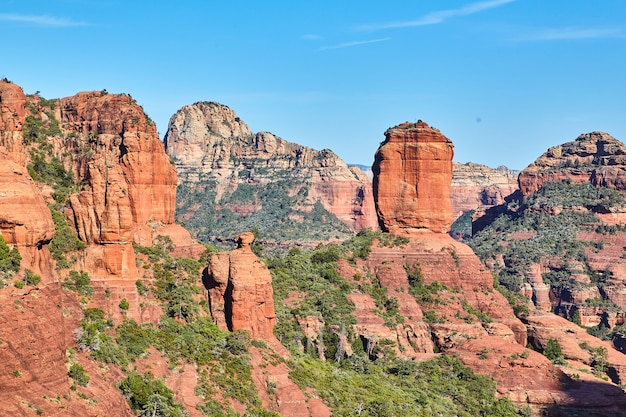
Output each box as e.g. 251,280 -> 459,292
0,285 -> 134,417
451,162 -> 518,219
57,91 -> 178,246
518,131 -> 626,197
0,155 -> 54,248
204,232 -> 277,340
366,121 -> 626,413
0,80 -> 26,164
372,121 -> 454,234
165,101 -> 378,245
0,83 -> 203,416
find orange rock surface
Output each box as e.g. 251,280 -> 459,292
0,154 -> 54,248
205,232 -> 277,340
372,121 -> 454,233
0,80 -> 26,164
57,91 -> 178,245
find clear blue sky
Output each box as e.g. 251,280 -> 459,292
2,0 -> 626,170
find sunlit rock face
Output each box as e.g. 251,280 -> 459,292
518,131 -> 626,197
372,121 -> 454,234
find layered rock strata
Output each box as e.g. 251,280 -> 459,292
518,132 -> 626,197
372,121 -> 454,234
0,80 -> 26,164
164,101 -> 378,244
451,162 -> 518,219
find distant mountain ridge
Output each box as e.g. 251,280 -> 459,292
164,101 -> 378,247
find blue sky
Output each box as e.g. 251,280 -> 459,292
2,0 -> 626,170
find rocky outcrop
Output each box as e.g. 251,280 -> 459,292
0,80 -> 26,164
204,232 -> 277,340
165,102 -> 378,245
372,121 -> 454,234
0,154 -> 54,248
518,132 -> 626,197
451,162 -> 518,220
57,91 -> 178,246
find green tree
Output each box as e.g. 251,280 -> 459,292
68,362 -> 90,387
0,234 -> 21,277
543,338 -> 566,365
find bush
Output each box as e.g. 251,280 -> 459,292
0,235 -> 21,277
119,298 -> 130,311
119,371 -> 186,417
49,206 -> 85,268
68,362 -> 90,386
23,269 -> 41,286
543,338 -> 566,365
116,319 -> 154,361
62,270 -> 94,296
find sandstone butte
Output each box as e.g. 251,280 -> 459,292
372,121 -> 454,234
164,101 -> 378,234
360,120 -> 626,414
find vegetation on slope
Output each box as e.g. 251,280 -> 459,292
468,181 -> 625,330
176,173 -> 352,250
266,230 -> 531,417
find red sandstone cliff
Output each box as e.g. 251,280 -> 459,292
372,121 -> 454,234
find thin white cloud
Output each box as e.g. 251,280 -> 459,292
302,34 -> 322,41
320,37 -> 391,50
0,13 -> 88,27
512,27 -> 625,41
357,0 -> 515,31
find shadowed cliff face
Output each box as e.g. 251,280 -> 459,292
164,101 -> 378,246
372,121 -> 454,234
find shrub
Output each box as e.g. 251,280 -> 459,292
0,235 -> 21,277
543,338 -> 566,365
119,298 -> 130,311
62,271 -> 94,296
23,269 -> 41,286
119,371 -> 186,417
68,362 -> 90,386
49,206 -> 85,268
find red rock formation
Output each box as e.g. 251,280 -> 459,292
0,154 -> 54,248
451,162 -> 518,220
372,121 -> 454,234
165,101 -> 379,243
0,285 -> 134,417
525,312 -> 626,386
518,131 -> 626,197
205,232 -> 277,340
57,91 -> 177,245
0,80 -> 26,164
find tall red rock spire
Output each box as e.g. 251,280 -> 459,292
372,121 -> 454,233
